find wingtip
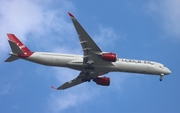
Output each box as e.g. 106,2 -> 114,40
51,86 -> 57,90
68,12 -> 74,18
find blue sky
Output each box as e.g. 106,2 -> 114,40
0,0 -> 180,113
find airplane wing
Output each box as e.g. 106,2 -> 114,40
53,71 -> 108,90
68,12 -> 104,64
52,13 -> 110,90
56,77 -> 83,90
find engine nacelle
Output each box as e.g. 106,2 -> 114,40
93,76 -> 110,86
101,52 -> 117,62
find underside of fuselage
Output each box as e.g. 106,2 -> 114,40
21,52 -> 170,77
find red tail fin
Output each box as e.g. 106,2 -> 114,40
7,34 -> 31,53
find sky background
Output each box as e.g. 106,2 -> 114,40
0,0 -> 180,113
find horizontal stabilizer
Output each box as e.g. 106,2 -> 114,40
4,55 -> 19,62
8,40 -> 24,54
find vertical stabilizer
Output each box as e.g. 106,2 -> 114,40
7,34 -> 31,53
5,34 -> 33,62
8,40 -> 24,54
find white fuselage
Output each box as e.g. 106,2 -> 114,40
24,52 -> 171,76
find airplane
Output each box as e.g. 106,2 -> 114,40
5,12 -> 171,90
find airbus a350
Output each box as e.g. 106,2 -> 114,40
5,12 -> 171,90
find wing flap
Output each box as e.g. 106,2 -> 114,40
57,77 -> 83,90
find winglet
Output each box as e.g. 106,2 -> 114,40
68,12 -> 74,18
51,86 -> 57,90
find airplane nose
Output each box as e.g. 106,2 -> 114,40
166,68 -> 171,75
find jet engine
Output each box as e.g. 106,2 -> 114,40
93,76 -> 110,86
101,52 -> 117,62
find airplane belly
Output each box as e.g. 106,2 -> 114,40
94,65 -> 110,72
110,62 -> 156,74
67,61 -> 83,71
67,61 -> 110,72
53,57 -> 72,67
25,52 -> 74,67
111,61 -> 165,75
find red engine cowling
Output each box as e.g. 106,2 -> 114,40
93,76 -> 110,86
102,52 -> 117,62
